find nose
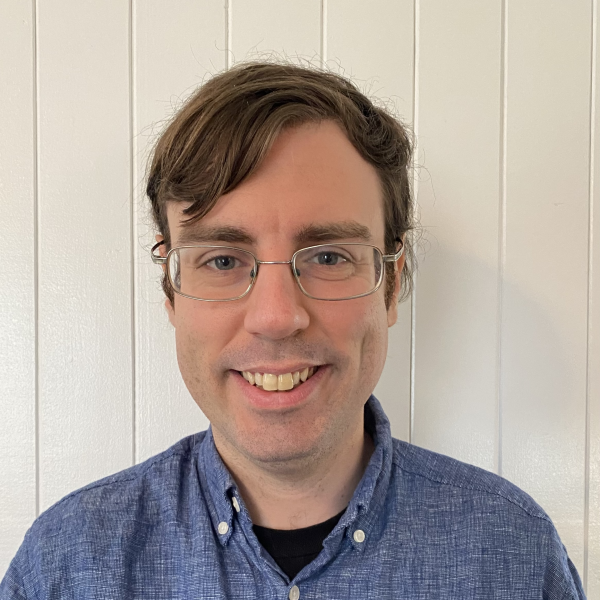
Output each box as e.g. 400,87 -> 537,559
243,262 -> 310,340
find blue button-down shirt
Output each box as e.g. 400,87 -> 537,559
0,396 -> 586,599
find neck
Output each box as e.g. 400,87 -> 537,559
213,417 -> 375,530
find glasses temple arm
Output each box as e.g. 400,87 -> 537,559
151,240 -> 167,265
382,239 -> 405,262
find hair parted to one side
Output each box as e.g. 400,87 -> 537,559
146,61 -> 416,307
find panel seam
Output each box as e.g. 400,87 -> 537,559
320,0 -> 327,67
584,0 -> 596,591
497,0 -> 508,478
409,0 -> 420,444
33,0 -> 40,518
226,0 -> 232,68
129,0 -> 137,466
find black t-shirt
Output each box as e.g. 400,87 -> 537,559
252,508 -> 346,580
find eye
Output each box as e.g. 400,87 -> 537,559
312,251 -> 348,266
204,255 -> 240,270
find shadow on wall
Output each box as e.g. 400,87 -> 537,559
402,238 -> 584,541
373,209 -> 580,459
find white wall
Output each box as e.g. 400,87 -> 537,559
0,1 -> 598,595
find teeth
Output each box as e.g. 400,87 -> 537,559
263,373 -> 278,391
240,367 -> 319,391
278,373 -> 294,391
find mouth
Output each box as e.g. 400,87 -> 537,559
237,366 -> 320,391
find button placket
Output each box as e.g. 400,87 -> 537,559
353,529 -> 365,543
347,518 -> 369,551
217,521 -> 229,535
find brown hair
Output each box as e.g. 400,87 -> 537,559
147,61 -> 416,307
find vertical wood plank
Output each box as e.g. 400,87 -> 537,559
413,0 -> 503,471
134,0 -> 225,462
589,208 -> 600,596
328,0 -> 414,441
231,0 -> 321,63
588,4 -> 600,592
37,1 -> 133,510
502,0 -> 591,574
0,0 -> 36,575
588,183 -> 600,591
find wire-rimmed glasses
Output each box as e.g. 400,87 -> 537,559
150,241 -> 404,302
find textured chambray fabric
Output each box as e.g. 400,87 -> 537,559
0,396 -> 586,599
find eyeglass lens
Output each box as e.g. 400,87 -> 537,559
168,244 -> 383,301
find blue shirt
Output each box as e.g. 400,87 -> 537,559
0,396 -> 586,599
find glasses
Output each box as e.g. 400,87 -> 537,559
150,241 -> 404,302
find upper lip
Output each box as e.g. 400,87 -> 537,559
234,364 -> 323,375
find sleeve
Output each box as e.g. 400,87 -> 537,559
0,543 -> 30,600
542,521 -> 586,600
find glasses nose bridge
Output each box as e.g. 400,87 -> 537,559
253,258 -> 300,290
256,259 -> 294,265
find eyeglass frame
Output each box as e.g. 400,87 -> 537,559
150,239 -> 404,302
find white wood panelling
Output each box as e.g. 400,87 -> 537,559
133,0 -> 225,463
0,1 -> 36,577
589,188 -> 599,597
231,0 -> 321,64
1,3 -> 598,594
327,0 -> 414,119
502,0 -> 591,575
36,1 -> 133,510
589,149 -> 600,595
413,0 -> 503,472
588,4 -> 600,592
328,0 -> 414,441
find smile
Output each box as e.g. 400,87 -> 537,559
238,367 -> 320,391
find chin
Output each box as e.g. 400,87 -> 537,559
229,422 -> 324,465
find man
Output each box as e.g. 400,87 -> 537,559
1,62 -> 585,599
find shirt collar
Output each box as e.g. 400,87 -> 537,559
195,395 -> 393,548
328,394 -> 393,552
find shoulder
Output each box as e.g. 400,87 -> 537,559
1,432 -> 212,598
27,431 -> 206,542
386,440 -> 586,598
391,438 -> 549,522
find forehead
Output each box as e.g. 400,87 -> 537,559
168,121 -> 385,247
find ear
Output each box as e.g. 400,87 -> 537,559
155,234 -> 166,256
386,246 -> 406,327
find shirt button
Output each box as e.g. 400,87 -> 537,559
218,522 -> 229,535
288,585 -> 300,600
353,529 -> 365,543
232,496 -> 240,513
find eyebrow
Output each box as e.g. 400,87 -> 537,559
175,220 -> 373,246
176,225 -> 255,246
295,221 -> 373,244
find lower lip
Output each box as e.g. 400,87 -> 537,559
232,366 -> 328,410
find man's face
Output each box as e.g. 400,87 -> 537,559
164,121 -> 403,468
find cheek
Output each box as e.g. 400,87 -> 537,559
321,298 -> 389,376
173,319 -> 210,391
171,303 -> 236,383
359,302 -> 389,376
173,300 -> 238,341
